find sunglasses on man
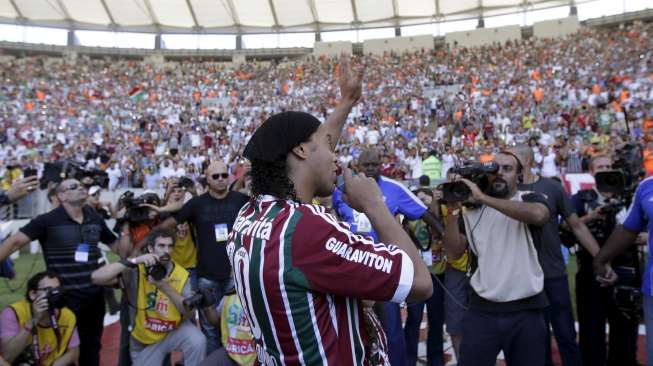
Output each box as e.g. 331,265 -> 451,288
210,173 -> 229,180
62,183 -> 83,192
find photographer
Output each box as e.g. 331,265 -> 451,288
116,191 -> 162,255
152,161 -> 249,354
0,271 -> 79,366
199,289 -> 256,366
572,154 -> 640,366
0,178 -> 130,366
442,152 -> 551,365
91,228 -> 206,366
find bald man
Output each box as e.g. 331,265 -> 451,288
156,160 -> 249,354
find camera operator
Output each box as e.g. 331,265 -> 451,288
91,228 -> 206,366
332,148 -> 444,366
116,191 -> 162,255
442,152 -> 551,365
152,161 -> 249,354
0,271 -> 79,366
572,154 -> 640,366
0,178 -> 130,366
509,145 -> 610,366
0,175 -> 39,207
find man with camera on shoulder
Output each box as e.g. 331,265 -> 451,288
91,228 -> 206,366
570,154 -> 640,366
441,151 -> 551,365
0,271 -> 79,366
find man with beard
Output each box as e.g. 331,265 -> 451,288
509,145 -> 615,366
155,161 -> 249,354
332,149 -> 444,366
441,152 -> 551,365
91,228 -> 206,366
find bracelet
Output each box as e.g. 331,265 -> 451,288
120,258 -> 138,269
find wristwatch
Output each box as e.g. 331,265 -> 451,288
450,208 -> 461,216
120,258 -> 138,269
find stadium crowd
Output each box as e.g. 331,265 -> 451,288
0,18 -> 651,366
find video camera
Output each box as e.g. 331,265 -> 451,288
118,191 -> 161,225
439,161 -> 499,203
40,160 -> 109,190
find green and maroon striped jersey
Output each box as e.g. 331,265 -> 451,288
227,195 -> 414,366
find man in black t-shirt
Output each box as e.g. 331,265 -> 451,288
510,145 -> 615,366
0,178 -> 130,366
571,155 -> 639,366
156,160 -> 249,355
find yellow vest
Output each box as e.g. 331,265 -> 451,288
221,294 -> 256,366
131,262 -> 189,345
9,299 -> 77,366
172,222 -> 197,269
439,205 -> 470,272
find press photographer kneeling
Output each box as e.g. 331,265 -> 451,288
0,272 -> 79,366
568,154 -> 641,366
91,228 -> 206,366
441,152 -> 551,366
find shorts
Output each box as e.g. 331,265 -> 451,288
444,266 -> 469,336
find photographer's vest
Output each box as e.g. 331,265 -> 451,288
131,263 -> 189,345
221,294 -> 256,366
9,299 -> 76,366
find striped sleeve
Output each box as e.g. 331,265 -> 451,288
290,205 -> 413,303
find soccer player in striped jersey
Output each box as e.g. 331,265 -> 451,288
228,56 -> 433,366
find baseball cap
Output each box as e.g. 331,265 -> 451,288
243,111 -> 321,162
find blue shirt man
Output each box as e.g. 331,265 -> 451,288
594,175 -> 653,366
332,149 -> 443,366
333,176 -> 427,241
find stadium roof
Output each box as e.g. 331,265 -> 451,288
0,0 -> 574,35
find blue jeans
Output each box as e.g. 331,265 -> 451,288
460,308 -> 546,366
644,295 -> 653,366
379,302 -> 408,366
198,277 -> 234,355
187,267 -> 198,292
543,276 -> 582,366
404,273 -> 444,366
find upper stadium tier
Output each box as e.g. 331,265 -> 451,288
0,0 -> 580,34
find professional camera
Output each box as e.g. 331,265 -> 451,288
46,287 -> 66,310
178,177 -> 195,189
40,160 -> 109,190
613,143 -> 645,191
183,287 -> 218,310
439,161 -> 499,203
118,191 -> 161,224
146,262 -> 167,281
